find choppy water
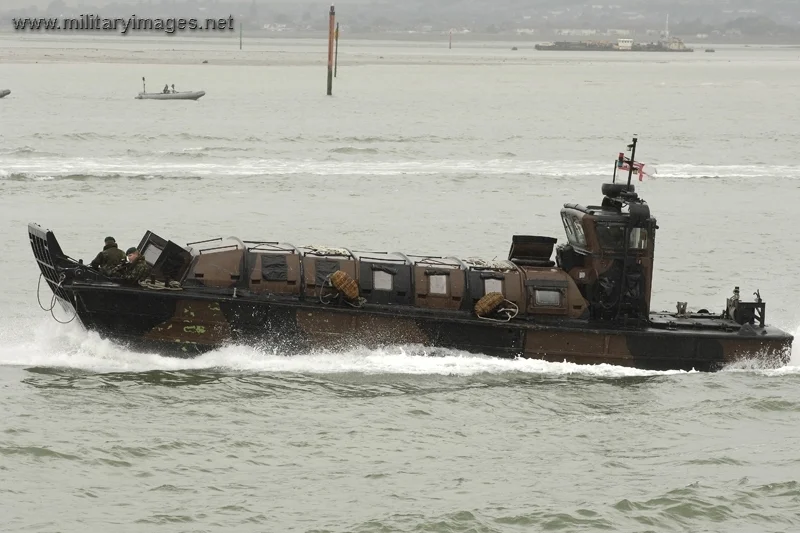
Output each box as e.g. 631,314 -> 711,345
1,37 -> 800,532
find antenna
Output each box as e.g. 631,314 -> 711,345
626,135 -> 638,188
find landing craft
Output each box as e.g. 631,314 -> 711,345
28,137 -> 793,371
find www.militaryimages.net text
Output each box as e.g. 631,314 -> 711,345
12,15 -> 235,34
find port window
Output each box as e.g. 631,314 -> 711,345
534,289 -> 562,307
429,274 -> 448,295
484,278 -> 503,294
373,270 -> 393,291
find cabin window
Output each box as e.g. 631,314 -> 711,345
373,270 -> 393,291
484,278 -> 503,294
596,224 -> 649,251
429,274 -> 448,295
629,227 -> 648,250
571,217 -> 587,246
562,216 -> 576,242
596,222 -> 626,250
534,289 -> 562,307
142,243 -> 162,265
563,214 -> 587,247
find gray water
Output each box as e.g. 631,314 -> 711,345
1,37 -> 800,532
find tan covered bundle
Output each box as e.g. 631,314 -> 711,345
330,270 -> 359,301
474,292 -> 505,317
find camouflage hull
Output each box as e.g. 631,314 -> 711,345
39,282 -> 790,372
29,222 -> 793,372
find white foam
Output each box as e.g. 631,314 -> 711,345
0,319 -> 689,378
719,323 -> 800,375
3,318 -> 798,377
1,157 -> 799,180
790,324 -> 800,367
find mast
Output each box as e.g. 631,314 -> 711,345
626,135 -> 637,188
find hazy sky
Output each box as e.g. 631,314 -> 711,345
2,0 -> 375,8
0,0 -> 377,8
0,0 -> 258,10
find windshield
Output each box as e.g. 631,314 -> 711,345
595,222 -> 648,251
561,214 -> 586,247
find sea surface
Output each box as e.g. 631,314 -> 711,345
1,36 -> 800,532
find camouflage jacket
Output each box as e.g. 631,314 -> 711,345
90,244 -> 125,270
109,255 -> 151,282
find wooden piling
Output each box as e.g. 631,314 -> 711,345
239,23 -> 242,50
327,4 -> 335,95
449,30 -> 452,49
334,22 -> 340,77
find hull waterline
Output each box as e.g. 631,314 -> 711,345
52,283 -> 791,371
135,91 -> 205,101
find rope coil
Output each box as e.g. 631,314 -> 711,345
36,272 -> 77,324
139,279 -> 183,291
474,291 -> 519,322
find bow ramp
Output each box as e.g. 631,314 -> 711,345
28,223 -> 75,311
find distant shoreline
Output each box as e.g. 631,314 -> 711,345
2,29 -> 800,46
0,31 -> 797,67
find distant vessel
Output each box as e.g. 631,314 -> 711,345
0,89 -> 10,98
135,91 -> 206,101
535,37 -> 693,53
536,15 -> 693,53
134,77 -> 205,101
705,48 -> 716,53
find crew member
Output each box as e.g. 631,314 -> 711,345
90,236 -> 126,273
107,247 -> 151,284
